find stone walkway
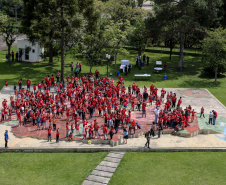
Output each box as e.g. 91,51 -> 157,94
82,152 -> 125,185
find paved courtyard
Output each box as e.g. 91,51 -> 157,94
0,86 -> 226,149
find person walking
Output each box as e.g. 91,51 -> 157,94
4,130 -> 9,148
145,130 -> 151,148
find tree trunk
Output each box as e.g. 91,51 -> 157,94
8,45 -> 11,67
48,31 -> 53,65
215,66 -> 218,83
115,54 -> 117,75
60,5 -> 65,82
169,39 -> 173,61
179,26 -> 185,68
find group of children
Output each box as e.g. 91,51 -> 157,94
1,71 -> 211,144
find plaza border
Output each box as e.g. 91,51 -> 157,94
0,147 -> 226,153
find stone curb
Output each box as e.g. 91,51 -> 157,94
0,147 -> 226,153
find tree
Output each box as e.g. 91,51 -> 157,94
202,28 -> 226,83
154,0 -> 223,68
0,14 -> 19,66
106,20 -> 131,75
22,0 -> 96,81
129,19 -> 148,56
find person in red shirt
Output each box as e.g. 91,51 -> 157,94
95,69 -> 99,79
50,75 -> 54,86
56,128 -> 60,143
94,122 -> 101,138
5,81 -> 8,86
200,107 -> 205,118
47,126 -> 52,142
66,122 -> 69,138
68,132 -> 73,141
26,79 -> 31,90
142,102 -> 146,118
109,126 -> 114,140
103,124 -> 108,140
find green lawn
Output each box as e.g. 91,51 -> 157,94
0,152 -> 107,185
0,47 -> 226,105
109,152 -> 226,185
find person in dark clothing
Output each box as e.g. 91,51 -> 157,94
137,100 -> 141,111
145,131 -> 151,148
4,130 -> 9,148
143,91 -> 148,102
147,56 -> 149,65
125,65 -> 128,75
136,58 -> 138,67
114,117 -> 120,134
16,52 -> 18,62
143,54 -> 146,63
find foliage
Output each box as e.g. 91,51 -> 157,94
202,27 -> 226,83
0,14 -> 19,66
153,0 -> 223,68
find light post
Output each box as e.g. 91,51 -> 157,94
106,54 -> 111,77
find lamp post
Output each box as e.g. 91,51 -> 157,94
106,54 -> 111,77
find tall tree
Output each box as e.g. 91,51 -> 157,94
154,0 -> 223,68
22,0 -> 96,81
0,14 -> 19,66
202,27 -> 226,83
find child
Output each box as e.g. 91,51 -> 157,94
68,132 -> 73,141
109,126 -> 114,140
47,126 -> 52,142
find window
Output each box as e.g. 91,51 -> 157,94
32,49 -> 35,53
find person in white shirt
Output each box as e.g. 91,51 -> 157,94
154,107 -> 159,123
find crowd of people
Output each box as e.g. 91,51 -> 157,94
0,71 -> 218,148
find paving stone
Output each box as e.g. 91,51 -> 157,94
104,156 -> 121,163
95,165 -> 116,173
113,152 -> 126,155
91,170 -> 113,177
87,175 -> 110,184
99,161 -> 118,168
107,153 -> 124,159
82,180 -> 104,185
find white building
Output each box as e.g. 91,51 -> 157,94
17,39 -> 44,62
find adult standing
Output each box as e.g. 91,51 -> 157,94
154,107 -> 159,123
70,62 -> 74,72
213,110 -> 217,125
11,51 -> 14,61
147,56 -> 149,65
200,107 -> 205,118
114,117 -> 120,134
18,79 -> 22,90
56,72 -> 60,85
26,79 -> 31,90
16,51 -> 18,62
145,130 -> 151,148
56,128 -> 60,143
209,111 -> 213,125
4,130 -> 9,148
95,69 -> 99,79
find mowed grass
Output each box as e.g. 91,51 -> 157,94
0,152 -> 107,185
0,47 -> 226,105
109,152 -> 226,185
